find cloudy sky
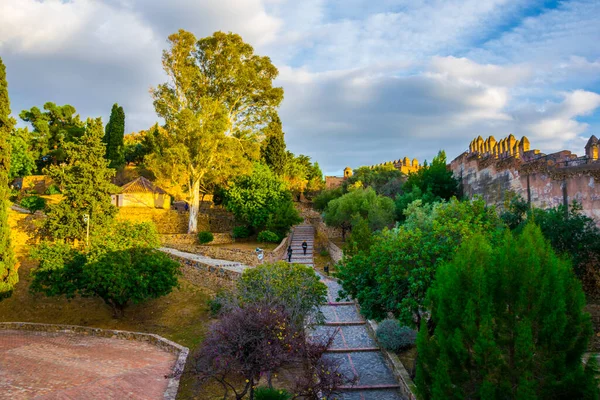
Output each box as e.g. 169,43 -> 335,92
1,0 -> 600,175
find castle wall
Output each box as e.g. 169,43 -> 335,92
450,142 -> 600,222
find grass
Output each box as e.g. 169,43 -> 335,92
213,240 -> 279,251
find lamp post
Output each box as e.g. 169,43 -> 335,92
83,214 -> 90,247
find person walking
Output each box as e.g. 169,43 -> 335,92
287,245 -> 293,263
302,240 -> 308,255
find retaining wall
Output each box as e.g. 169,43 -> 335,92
0,322 -> 189,400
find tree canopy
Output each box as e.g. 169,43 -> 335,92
149,30 -> 283,233
41,118 -> 118,242
8,128 -> 36,179
344,164 -> 405,198
261,114 -> 287,176
103,103 -> 125,169
0,57 -> 17,299
416,224 -> 598,399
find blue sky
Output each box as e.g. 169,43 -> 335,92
1,0 -> 599,175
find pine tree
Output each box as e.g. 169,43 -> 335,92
261,115 -> 287,176
0,57 -> 18,299
103,103 -> 125,169
416,224 -> 598,399
43,118 -> 118,242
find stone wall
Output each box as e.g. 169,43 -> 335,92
0,322 -> 188,400
160,233 -> 234,246
116,206 -> 237,234
585,304 -> 600,351
172,254 -> 240,291
450,144 -> 600,221
329,241 -> 343,264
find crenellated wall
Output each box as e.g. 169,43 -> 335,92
450,135 -> 600,221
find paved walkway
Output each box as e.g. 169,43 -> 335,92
285,225 -> 406,400
159,247 -> 249,273
0,330 -> 176,400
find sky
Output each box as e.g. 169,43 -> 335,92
1,0 -> 600,176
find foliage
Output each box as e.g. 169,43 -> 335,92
342,217 -> 373,258
395,150 -> 459,220
236,261 -> 327,328
376,319 -> 417,352
337,198 -> 503,326
197,231 -> 214,244
8,128 -> 36,179
261,114 -> 287,176
344,164 -> 404,198
103,103 -> 126,169
41,118 -> 118,242
19,102 -> 85,169
0,57 -> 17,299
150,30 -> 283,233
45,184 -> 61,195
88,220 -> 160,260
123,128 -> 156,165
416,224 -> 598,400
224,163 -> 301,235
31,246 -> 180,317
20,195 -> 46,212
283,152 -> 324,196
500,194 -> 529,230
232,226 -> 251,239
313,187 -> 343,212
257,230 -> 280,243
254,387 -> 291,400
324,187 -> 395,240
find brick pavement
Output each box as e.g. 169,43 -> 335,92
0,330 -> 177,400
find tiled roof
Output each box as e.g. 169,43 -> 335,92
121,176 -> 167,195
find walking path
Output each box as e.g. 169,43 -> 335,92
285,225 -> 406,400
158,247 -> 249,273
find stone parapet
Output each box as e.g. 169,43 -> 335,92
0,322 -> 189,400
329,240 -> 343,263
160,233 -> 234,246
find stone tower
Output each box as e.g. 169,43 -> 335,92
343,166 -> 353,179
586,135 -> 599,160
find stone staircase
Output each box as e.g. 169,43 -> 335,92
283,225 -> 406,400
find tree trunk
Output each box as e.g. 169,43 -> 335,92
188,179 -> 200,233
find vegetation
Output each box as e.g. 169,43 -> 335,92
197,231 -> 214,244
395,150 -> 459,220
257,230 -> 280,243
376,319 -> 417,352
337,198 -> 502,326
232,225 -> 251,239
149,30 -> 283,233
254,387 -> 291,400
224,163 -> 301,238
8,128 -> 36,179
0,57 -> 17,299
313,187 -> 343,212
20,195 -> 46,212
344,164 -> 404,198
41,118 -> 117,242
103,103 -> 126,169
261,115 -> 287,176
416,224 -> 598,399
283,152 -> 324,198
324,187 -> 395,240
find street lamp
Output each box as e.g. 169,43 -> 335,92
83,214 -> 90,247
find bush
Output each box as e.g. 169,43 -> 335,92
198,231 -> 214,244
376,319 -> 417,352
257,230 -> 280,243
45,184 -> 61,195
232,226 -> 251,239
20,195 -> 47,212
319,248 -> 329,257
255,387 -> 291,400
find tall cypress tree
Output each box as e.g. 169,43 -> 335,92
0,57 -> 18,299
261,115 -> 286,176
103,103 -> 125,169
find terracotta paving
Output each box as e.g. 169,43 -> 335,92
0,330 -> 177,400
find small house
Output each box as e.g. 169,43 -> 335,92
113,176 -> 171,209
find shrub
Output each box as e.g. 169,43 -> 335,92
319,248 -> 329,257
254,387 -> 291,400
198,231 -> 214,244
257,230 -> 280,243
45,184 -> 61,195
376,319 -> 416,352
20,195 -> 47,212
232,226 -> 251,239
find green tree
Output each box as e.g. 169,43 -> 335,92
224,163 -> 301,237
337,198 -> 502,325
103,103 -> 125,169
41,118 -> 118,242
344,164 -> 404,198
8,128 -> 36,179
261,114 -> 287,176
150,30 -> 283,233
396,150 -> 459,220
236,261 -> 327,327
416,224 -> 598,399
19,102 -> 85,169
313,187 -> 343,212
0,57 -> 17,299
324,187 -> 395,240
